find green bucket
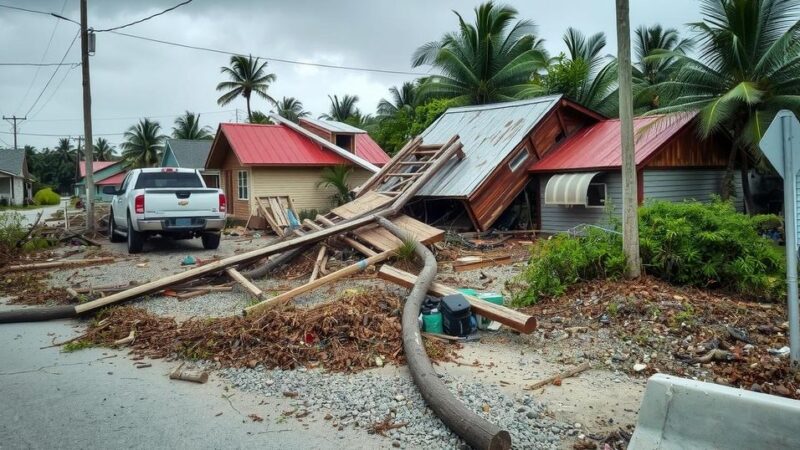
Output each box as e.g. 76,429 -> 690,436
422,310 -> 444,334
476,293 -> 504,329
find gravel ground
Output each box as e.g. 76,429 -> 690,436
221,365 -> 571,449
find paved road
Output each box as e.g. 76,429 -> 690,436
0,197 -> 72,226
0,319 -> 388,450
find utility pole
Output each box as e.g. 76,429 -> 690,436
80,0 -> 95,232
616,0 -> 641,278
69,136 -> 83,195
2,116 -> 26,149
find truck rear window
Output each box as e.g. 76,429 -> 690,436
135,172 -> 204,189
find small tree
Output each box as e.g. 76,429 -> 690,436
316,165 -> 352,206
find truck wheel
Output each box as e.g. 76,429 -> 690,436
126,213 -> 144,254
108,208 -> 124,243
201,232 -> 221,250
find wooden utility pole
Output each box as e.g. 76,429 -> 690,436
2,116 -> 26,149
80,0 -> 95,232
616,0 -> 641,278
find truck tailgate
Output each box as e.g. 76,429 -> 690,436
142,188 -> 221,218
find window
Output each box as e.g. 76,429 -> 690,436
335,134 -> 354,152
586,183 -> 606,207
508,147 -> 530,172
134,172 -> 204,189
237,170 -> 249,200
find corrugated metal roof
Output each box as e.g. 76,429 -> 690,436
300,117 -> 365,134
219,123 -> 388,166
530,113 -> 697,172
0,148 -> 26,177
164,139 -> 212,169
355,133 -> 390,165
415,95 -> 562,197
79,161 -> 119,177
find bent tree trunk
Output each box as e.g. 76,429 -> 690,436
721,144 -> 739,200
740,147 -> 755,214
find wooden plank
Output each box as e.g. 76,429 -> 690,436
308,245 -> 327,282
72,213 -> 380,315
5,257 -> 114,272
355,136 -> 421,196
378,265 -> 537,334
225,268 -> 264,299
268,197 -> 287,227
244,250 -> 396,315
331,191 -> 393,219
313,214 -> 376,256
355,215 -> 444,252
452,255 -> 513,272
255,197 -> 282,235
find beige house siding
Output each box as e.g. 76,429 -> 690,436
247,167 -> 373,216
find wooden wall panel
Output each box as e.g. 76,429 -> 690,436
644,128 -> 730,168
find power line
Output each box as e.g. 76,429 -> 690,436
14,0 -> 69,114
28,108 -> 238,122
24,31 -> 80,117
0,62 -> 80,67
94,0 -> 193,32
0,130 -> 123,137
109,31 -> 424,76
0,3 -> 54,16
30,64 -> 80,119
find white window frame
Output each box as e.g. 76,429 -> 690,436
508,146 -> 530,172
586,183 -> 607,208
237,170 -> 249,200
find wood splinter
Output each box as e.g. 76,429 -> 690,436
525,362 -> 591,390
169,363 -> 209,384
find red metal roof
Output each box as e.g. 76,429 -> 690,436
218,123 -> 388,167
529,113 -> 697,172
95,171 -> 127,185
78,161 -> 118,177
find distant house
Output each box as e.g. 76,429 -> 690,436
205,118 -> 390,219
410,95 -> 604,231
529,113 -> 741,232
160,139 -> 219,188
75,161 -> 128,202
0,148 -> 33,205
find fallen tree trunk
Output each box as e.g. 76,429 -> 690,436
377,217 -> 511,450
378,265 -> 537,334
5,257 -> 114,272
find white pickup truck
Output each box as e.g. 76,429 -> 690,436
103,168 -> 227,253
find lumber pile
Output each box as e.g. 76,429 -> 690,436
254,195 -> 298,235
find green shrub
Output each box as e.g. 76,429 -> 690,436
512,226 -> 625,305
0,198 -> 8,207
0,213 -> 25,257
638,200 -> 784,299
513,200 -> 784,305
33,188 -> 61,206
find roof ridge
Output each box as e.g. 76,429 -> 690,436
442,94 -> 562,114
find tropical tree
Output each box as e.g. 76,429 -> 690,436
649,0 -> 800,205
248,111 -> 271,124
534,28 -> 619,116
275,97 -> 310,123
632,25 -> 692,111
320,94 -> 360,121
120,119 -> 166,168
377,82 -> 418,117
316,165 -> 352,206
411,1 -> 549,105
54,138 -> 75,165
216,55 -> 277,122
93,138 -> 116,161
172,111 -> 213,140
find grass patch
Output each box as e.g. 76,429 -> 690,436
62,340 -> 94,353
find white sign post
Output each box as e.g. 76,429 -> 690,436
760,110 -> 800,368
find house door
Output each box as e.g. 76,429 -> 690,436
224,170 -> 235,215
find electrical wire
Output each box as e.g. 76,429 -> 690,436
14,0 -> 69,114
109,31 -> 424,76
28,108 -> 238,122
24,31 -> 80,117
93,0 -> 192,32
0,62 -> 80,67
30,64 -> 80,119
0,130 -> 123,137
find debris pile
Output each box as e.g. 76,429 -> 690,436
524,276 -> 800,399
79,288 -> 458,372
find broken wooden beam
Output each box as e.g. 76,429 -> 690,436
308,245 -> 327,282
5,257 -> 114,272
378,265 -> 537,334
244,249 -> 396,316
452,255 -> 513,272
225,268 -> 264,300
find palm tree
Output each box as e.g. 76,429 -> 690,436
316,165 -> 352,206
533,28 -> 619,115
632,25 -> 692,111
54,138 -> 75,165
377,82 -> 418,117
319,95 -> 360,122
93,138 -> 116,161
650,0 -> 800,204
216,55 -> 277,122
172,111 -> 213,140
275,97 -> 310,122
411,1 -> 549,105
120,119 -> 166,168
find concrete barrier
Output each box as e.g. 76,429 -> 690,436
629,373 -> 800,450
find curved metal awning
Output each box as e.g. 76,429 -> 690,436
544,172 -> 601,205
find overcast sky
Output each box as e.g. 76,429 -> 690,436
0,0 -> 703,150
